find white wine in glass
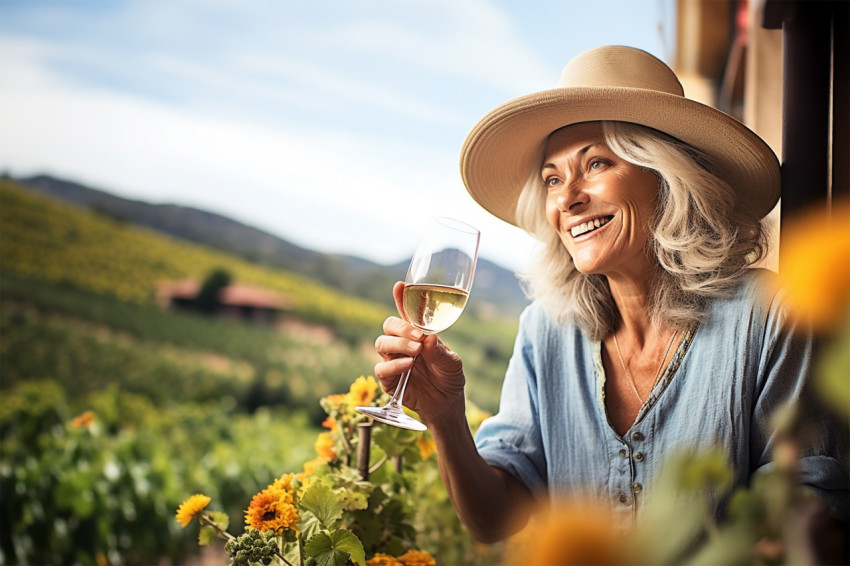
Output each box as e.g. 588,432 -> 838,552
356,216 -> 480,431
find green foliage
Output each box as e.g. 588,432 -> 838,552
815,315 -> 850,422
304,530 -> 365,566
0,380 -> 317,565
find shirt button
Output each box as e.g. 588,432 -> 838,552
634,452 -> 645,462
619,449 -> 628,459
619,494 -> 633,505
633,482 -> 643,493
632,431 -> 645,442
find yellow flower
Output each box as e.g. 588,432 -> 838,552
315,432 -> 337,461
301,456 -> 324,476
417,436 -> 436,461
397,549 -> 436,566
778,199 -> 850,332
175,494 -> 211,527
346,375 -> 379,407
366,553 -> 404,566
71,411 -> 95,428
244,473 -> 299,533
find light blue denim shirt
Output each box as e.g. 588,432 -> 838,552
474,269 -> 848,530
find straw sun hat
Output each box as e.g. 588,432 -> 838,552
459,45 -> 780,227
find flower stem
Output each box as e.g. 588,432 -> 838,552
198,513 -> 235,541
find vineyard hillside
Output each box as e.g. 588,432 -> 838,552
13,173 -> 531,315
0,179 -> 517,412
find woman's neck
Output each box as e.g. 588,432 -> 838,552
606,271 -> 660,346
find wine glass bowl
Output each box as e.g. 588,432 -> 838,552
356,217 -> 479,431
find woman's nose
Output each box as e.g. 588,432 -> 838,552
554,180 -> 588,212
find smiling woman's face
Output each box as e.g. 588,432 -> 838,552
542,122 -> 659,280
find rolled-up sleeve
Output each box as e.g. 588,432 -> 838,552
475,307 -> 548,495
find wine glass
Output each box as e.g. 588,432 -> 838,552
356,216 -> 480,431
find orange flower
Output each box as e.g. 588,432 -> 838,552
366,553 -> 404,566
175,494 -> 211,527
397,549 -> 436,566
778,199 -> 850,332
346,375 -> 379,407
322,416 -> 338,432
315,432 -> 337,461
244,473 -> 299,533
71,411 -> 95,428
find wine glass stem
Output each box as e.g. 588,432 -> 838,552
388,356 -> 416,409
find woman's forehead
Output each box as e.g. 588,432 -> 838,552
543,122 -> 608,161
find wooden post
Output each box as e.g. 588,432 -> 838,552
357,422 -> 372,481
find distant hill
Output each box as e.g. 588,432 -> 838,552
12,174 -> 530,317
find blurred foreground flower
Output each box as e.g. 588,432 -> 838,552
779,199 -> 850,421
778,199 -> 850,332
505,498 -> 627,566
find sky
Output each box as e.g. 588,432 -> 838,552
0,0 -> 674,272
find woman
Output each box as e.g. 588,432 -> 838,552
373,46 -> 847,542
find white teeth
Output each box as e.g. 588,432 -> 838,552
570,216 -> 611,237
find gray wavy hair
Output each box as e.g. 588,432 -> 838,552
514,121 -> 769,341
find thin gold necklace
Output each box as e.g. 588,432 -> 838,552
613,330 -> 678,404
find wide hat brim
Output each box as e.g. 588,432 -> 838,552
460,71 -> 780,227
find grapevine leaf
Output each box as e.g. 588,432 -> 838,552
300,483 -> 343,529
198,525 -> 217,546
299,509 -> 324,539
304,529 -> 366,566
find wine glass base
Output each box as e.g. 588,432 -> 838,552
355,405 -> 427,431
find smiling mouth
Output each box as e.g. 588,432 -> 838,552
570,215 -> 614,238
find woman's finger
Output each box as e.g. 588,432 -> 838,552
382,315 -> 424,341
374,334 -> 423,359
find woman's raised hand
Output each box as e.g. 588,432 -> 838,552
373,281 -> 466,423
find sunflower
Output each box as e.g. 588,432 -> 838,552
245,474 -> 299,532
175,494 -> 211,527
346,375 -> 379,407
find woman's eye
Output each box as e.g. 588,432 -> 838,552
544,176 -> 561,188
588,158 -> 609,172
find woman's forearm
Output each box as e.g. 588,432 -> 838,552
424,398 -> 534,543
